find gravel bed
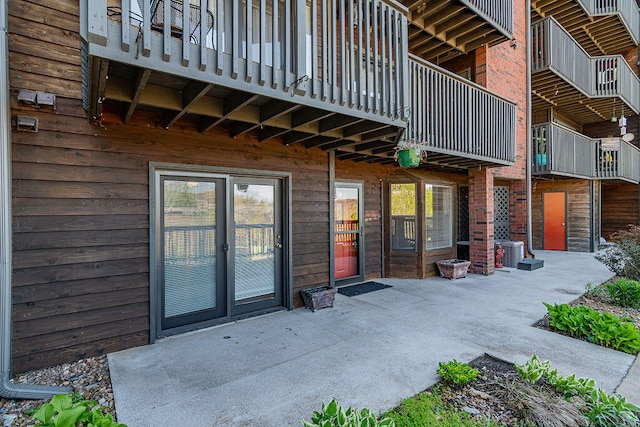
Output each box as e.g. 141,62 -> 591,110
0,356 -> 115,427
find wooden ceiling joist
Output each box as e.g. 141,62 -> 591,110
124,68 -> 151,124
199,91 -> 259,133
164,81 -> 213,128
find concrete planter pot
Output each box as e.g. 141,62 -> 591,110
436,259 -> 471,280
301,286 -> 337,312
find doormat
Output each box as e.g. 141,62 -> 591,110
337,281 -> 392,297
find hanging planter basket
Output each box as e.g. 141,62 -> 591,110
397,148 -> 421,168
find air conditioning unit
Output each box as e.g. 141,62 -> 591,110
496,241 -> 524,268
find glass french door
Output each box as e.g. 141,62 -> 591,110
334,182 -> 363,281
160,177 -> 226,330
232,178 -> 283,315
156,171 -> 285,333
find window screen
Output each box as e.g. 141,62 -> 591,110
425,184 -> 453,250
390,183 -> 416,250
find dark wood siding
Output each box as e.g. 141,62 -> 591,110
7,0 -> 388,373
335,161 -> 394,280
601,183 -> 640,240
531,179 -> 594,252
8,0 -> 477,373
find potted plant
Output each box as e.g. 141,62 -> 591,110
436,259 -> 472,280
535,135 -> 547,166
301,286 -> 337,312
395,138 -> 427,168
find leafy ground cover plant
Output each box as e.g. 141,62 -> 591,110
436,359 -> 480,385
606,277 -> 640,308
301,399 -> 395,427
543,302 -> 640,354
595,225 -> 640,281
515,355 -> 640,427
32,393 -> 126,427
382,390 -> 502,427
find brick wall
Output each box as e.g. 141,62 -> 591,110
440,52 -> 475,81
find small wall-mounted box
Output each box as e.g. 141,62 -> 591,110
17,89 -> 37,106
37,92 -> 56,108
16,116 -> 39,132
17,89 -> 56,109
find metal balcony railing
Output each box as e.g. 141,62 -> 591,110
81,0 -> 410,126
407,54 -> 516,165
462,0 -> 514,38
595,138 -> 640,182
532,123 -> 597,178
581,0 -> 640,44
532,17 -> 640,114
532,122 -> 640,183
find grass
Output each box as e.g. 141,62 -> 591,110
381,388 -> 501,427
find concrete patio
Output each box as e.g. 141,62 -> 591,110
108,250 -> 639,426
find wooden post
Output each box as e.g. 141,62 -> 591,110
86,0 -> 108,46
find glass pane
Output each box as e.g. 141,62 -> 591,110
335,187 -> 359,231
334,186 -> 360,279
390,183 -> 416,250
235,183 -> 275,302
163,180 -> 217,318
426,184 -> 453,250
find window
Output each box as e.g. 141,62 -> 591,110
390,183 -> 416,251
425,184 -> 453,250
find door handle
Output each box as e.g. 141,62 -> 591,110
275,243 -> 283,249
561,223 -> 565,226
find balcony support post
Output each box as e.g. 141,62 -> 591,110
294,0 -> 307,95
85,0 -> 108,46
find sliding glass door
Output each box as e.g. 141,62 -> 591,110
154,169 -> 287,335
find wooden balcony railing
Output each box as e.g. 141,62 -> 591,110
532,122 -> 640,183
407,54 -> 516,165
462,0 -> 514,38
81,0 -> 410,126
532,17 -> 640,113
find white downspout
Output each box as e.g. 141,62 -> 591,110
0,0 -> 71,399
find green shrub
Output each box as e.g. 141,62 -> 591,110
301,399 -> 395,427
596,225 -> 640,281
32,393 -> 126,427
436,360 -> 480,385
606,277 -> 640,308
543,303 -> 640,354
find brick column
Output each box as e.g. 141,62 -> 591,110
509,180 -> 528,254
469,167 -> 494,274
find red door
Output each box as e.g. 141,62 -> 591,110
334,184 -> 361,280
543,192 -> 567,250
